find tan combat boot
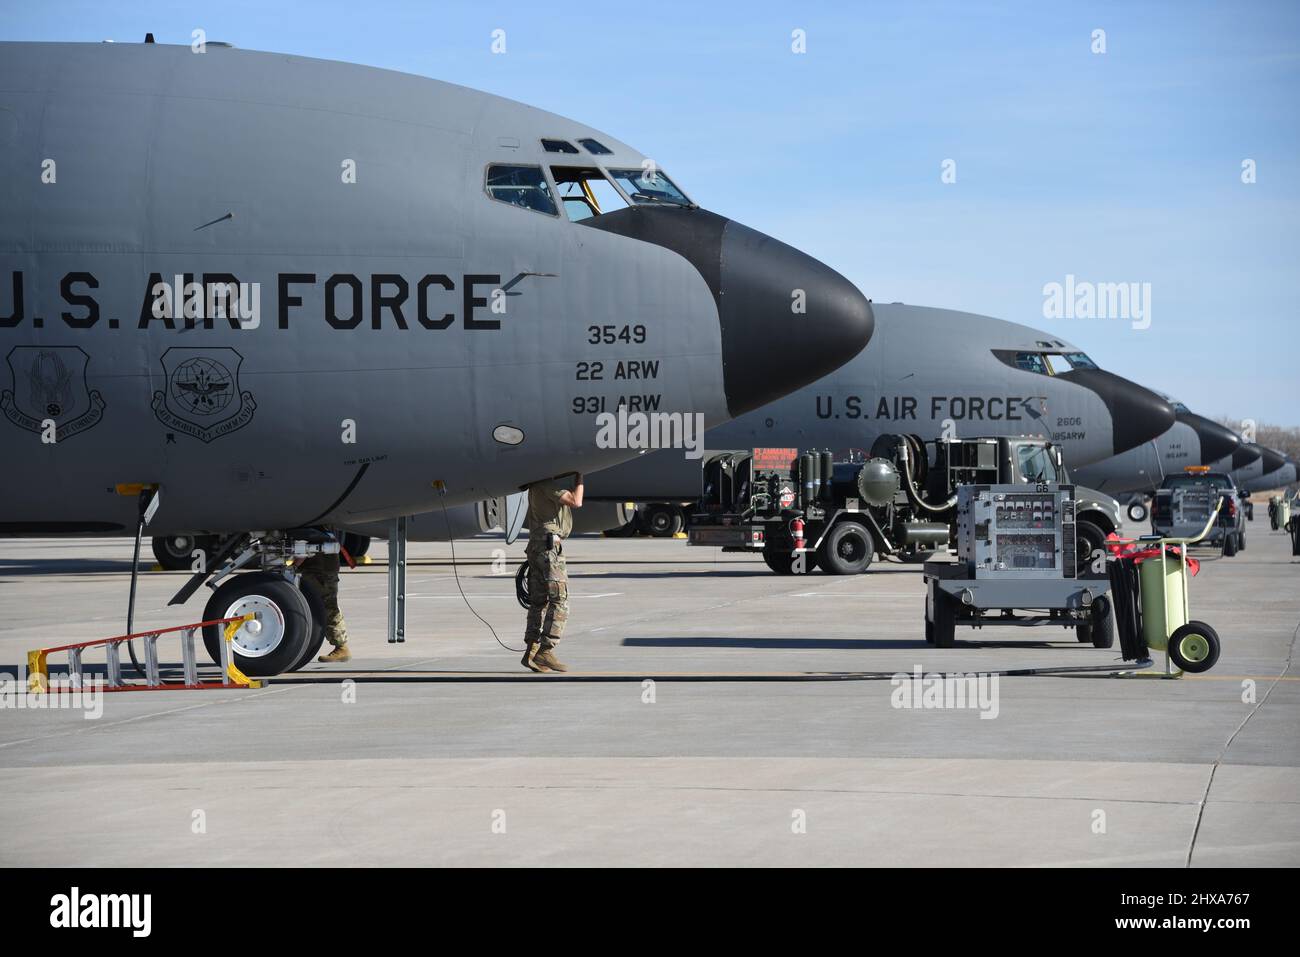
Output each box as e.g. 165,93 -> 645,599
318,644 -> 351,663
532,646 -> 568,673
521,642 -> 550,673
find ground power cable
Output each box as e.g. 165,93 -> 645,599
437,486 -> 524,654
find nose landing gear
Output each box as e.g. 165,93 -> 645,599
169,530 -> 339,678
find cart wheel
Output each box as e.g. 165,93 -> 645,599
932,587 -> 957,648
1088,595 -> 1114,649
1168,621 -> 1220,673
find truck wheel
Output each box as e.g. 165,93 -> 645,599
816,521 -> 875,575
1127,501 -> 1148,523
1075,520 -> 1107,579
1168,621 -> 1220,673
1237,531 -> 1246,553
932,587 -> 957,648
202,572 -> 311,678
641,504 -> 683,538
1223,533 -> 1238,557
1087,595 -> 1114,649
762,548 -> 817,575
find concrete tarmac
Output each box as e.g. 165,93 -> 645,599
1,521 -> 1296,866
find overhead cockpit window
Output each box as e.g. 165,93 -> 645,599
485,164 -> 558,216
550,166 -> 630,222
541,138 -> 579,154
578,138 -> 613,155
607,168 -> 693,207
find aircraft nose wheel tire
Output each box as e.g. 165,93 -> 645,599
339,532 -> 370,561
1167,621 -> 1220,673
1126,502 -> 1148,523
151,534 -> 216,572
816,522 -> 875,575
641,505 -> 683,538
202,572 -> 311,677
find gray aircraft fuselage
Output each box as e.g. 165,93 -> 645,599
1071,398 -> 1242,497
583,304 -> 1176,502
0,43 -> 872,536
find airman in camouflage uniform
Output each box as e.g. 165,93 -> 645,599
299,549 -> 350,663
523,474 -> 583,672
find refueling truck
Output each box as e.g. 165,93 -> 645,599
686,434 -> 1120,575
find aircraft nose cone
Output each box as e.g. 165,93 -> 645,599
1174,408 -> 1240,464
583,206 -> 874,417
715,218 -> 874,416
1055,369 -> 1176,455
1232,444 -> 1262,471
1260,446 -> 1286,475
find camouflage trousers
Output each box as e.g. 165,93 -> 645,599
298,552 -> 348,647
524,540 -> 568,647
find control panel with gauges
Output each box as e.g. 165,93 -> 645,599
956,484 -> 1077,579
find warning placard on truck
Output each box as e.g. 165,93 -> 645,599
752,448 -> 799,473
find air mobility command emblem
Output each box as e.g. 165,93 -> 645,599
152,347 -> 256,443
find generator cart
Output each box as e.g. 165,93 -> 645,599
922,483 -> 1114,648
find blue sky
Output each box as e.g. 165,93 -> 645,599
7,0 -> 1298,423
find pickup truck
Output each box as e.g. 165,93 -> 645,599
1151,469 -> 1245,555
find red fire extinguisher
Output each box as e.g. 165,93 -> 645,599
792,517 -> 806,552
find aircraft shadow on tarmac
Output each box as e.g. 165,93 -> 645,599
0,558 -> 141,575
620,636 -> 1073,650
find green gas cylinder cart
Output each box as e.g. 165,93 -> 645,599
1133,501 -> 1224,674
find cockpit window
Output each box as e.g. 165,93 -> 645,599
578,138 -> 612,155
541,138 -> 579,154
550,166 -> 630,221
1012,352 -> 1049,375
1048,351 -> 1098,371
1015,444 -> 1059,482
485,164 -> 558,216
607,167 -> 692,207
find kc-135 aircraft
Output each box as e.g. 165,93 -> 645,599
0,41 -> 873,673
579,304 -> 1177,530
